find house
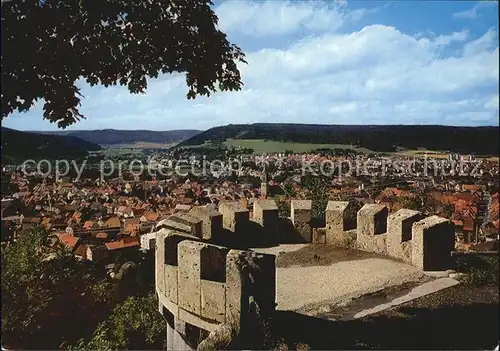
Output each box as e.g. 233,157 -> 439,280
105,236 -> 140,251
116,206 -> 134,218
57,233 -> 81,253
86,245 -> 108,262
140,211 -> 159,223
105,216 -> 121,229
140,232 -> 156,251
83,220 -> 95,230
123,218 -> 140,235
74,244 -> 89,260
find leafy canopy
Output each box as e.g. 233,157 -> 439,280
1,0 -> 246,128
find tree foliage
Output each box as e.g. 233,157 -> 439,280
71,294 -> 166,350
1,0 -> 246,128
1,226 -> 117,349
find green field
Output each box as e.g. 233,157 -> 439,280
223,139 -> 372,154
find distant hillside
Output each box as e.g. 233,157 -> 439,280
178,123 -> 499,155
1,127 -> 102,164
37,129 -> 201,145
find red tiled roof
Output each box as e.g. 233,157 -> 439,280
57,233 -> 80,250
104,237 -> 139,250
105,217 -> 121,228
143,211 -> 159,222
83,220 -> 94,230
463,217 -> 475,232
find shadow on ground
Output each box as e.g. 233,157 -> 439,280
273,299 -> 499,350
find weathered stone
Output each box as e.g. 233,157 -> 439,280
200,244 -> 229,283
174,204 -> 193,213
165,265 -> 178,303
412,215 -> 455,271
169,213 -> 203,238
312,227 -> 326,244
156,218 -> 192,235
357,204 -> 388,254
164,231 -> 200,266
325,201 -> 358,246
155,229 -> 168,294
253,199 -> 279,233
219,201 -> 249,234
189,206 -> 223,240
387,209 -> 422,262
178,240 -> 205,315
175,315 -> 187,335
225,249 -> 276,325
201,280 -> 226,322
291,200 -> 312,242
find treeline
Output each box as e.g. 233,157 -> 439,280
179,123 -> 499,155
1,127 -> 101,164
38,129 -> 201,145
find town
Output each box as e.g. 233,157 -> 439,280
2,149 -> 499,261
1,0 -> 498,349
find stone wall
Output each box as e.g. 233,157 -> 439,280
154,199 -> 456,348
318,201 -> 455,271
155,206 -> 276,349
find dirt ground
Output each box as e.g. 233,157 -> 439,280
253,244 -> 427,312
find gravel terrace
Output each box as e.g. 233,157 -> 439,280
252,244 -> 428,314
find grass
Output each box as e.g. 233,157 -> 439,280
103,147 -> 144,157
223,139 -> 371,154
394,149 -> 450,159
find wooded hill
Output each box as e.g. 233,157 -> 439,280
178,123 -> 499,155
1,127 -> 102,164
37,129 -> 201,145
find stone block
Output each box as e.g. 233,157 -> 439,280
253,199 -> 279,233
174,204 -> 193,213
164,230 -> 199,266
169,213 -> 203,238
201,280 -> 226,322
312,227 -> 326,244
325,201 -> 352,246
357,204 -> 388,254
225,249 -> 276,325
156,218 -> 192,235
219,201 -> 249,234
178,240 -> 206,315
165,265 -> 178,304
155,229 -> 168,294
412,215 -> 455,271
200,244 -> 229,283
387,209 -> 422,262
291,200 -> 312,242
189,206 -> 223,240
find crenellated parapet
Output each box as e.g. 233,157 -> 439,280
387,209 -> 423,263
155,225 -> 275,349
154,199 -> 457,349
291,200 -> 312,242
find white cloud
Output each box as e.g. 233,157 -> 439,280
216,0 -> 349,37
4,1 -> 499,131
453,1 -> 497,20
463,27 -> 498,57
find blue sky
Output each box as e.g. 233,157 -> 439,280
4,0 -> 499,131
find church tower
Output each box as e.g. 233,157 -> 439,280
261,171 -> 268,199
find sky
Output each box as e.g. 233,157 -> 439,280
4,0 -> 499,131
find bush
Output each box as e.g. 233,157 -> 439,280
454,255 -> 499,286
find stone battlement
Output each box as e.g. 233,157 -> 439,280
155,199 -> 456,349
